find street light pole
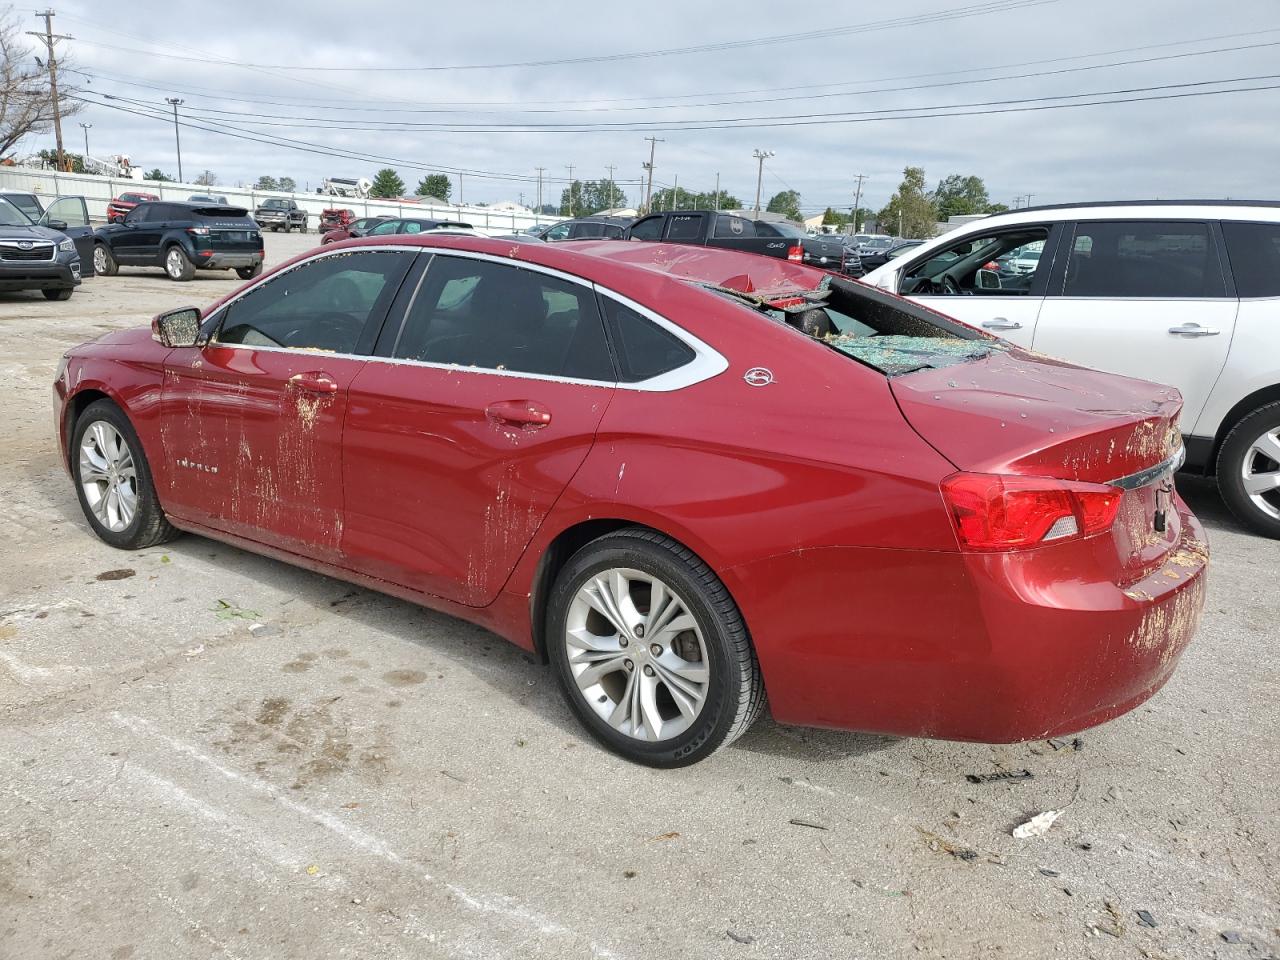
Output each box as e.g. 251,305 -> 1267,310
79,122 -> 92,160
851,173 -> 867,233
752,149 -> 774,218
28,10 -> 71,172
642,137 -> 663,213
166,98 -> 184,183
714,171 -> 720,211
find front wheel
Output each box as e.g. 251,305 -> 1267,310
547,528 -> 765,767
43,287 -> 74,301
1217,402 -> 1280,538
235,263 -> 263,280
164,245 -> 196,281
71,399 -> 179,550
94,243 -> 118,277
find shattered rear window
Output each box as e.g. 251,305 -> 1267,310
825,334 -> 1002,376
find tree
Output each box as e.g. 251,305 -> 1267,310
930,174 -> 992,220
822,207 -> 849,228
278,176 -> 296,192
144,168 -> 173,182
415,173 -> 452,202
690,189 -> 741,211
369,168 -> 405,199
877,167 -> 937,239
255,175 -> 278,191
0,10 -> 82,163
195,170 -> 218,187
765,190 -> 802,221
559,179 -> 627,216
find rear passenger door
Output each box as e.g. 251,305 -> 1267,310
341,253 -> 618,605
1032,220 -> 1237,428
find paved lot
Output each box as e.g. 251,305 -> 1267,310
1,233 -> 1277,960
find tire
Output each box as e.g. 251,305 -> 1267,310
163,245 -> 196,281
43,287 -> 73,301
94,243 -> 118,277
71,399 -> 179,550
1216,401 -> 1280,538
235,263 -> 263,281
283,222 -> 292,233
547,528 -> 765,767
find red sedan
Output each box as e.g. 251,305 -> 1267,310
53,235 -> 1207,766
106,190 -> 159,223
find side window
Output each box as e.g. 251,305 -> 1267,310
600,298 -> 696,382
400,221 -> 425,234
217,250 -> 412,352
713,215 -> 756,239
628,216 -> 663,241
368,220 -> 401,236
574,222 -> 605,239
901,227 -> 1050,297
603,224 -> 624,239
665,214 -> 704,241
544,222 -> 572,241
1221,221 -> 1280,298
391,256 -> 614,381
1062,221 -> 1225,298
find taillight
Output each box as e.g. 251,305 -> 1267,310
940,473 -> 1122,551
787,244 -> 803,261
187,226 -> 210,236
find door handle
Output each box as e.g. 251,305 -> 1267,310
486,400 -> 552,428
982,317 -> 1023,330
1168,323 -> 1220,337
288,371 -> 338,394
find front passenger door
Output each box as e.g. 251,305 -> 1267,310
39,196 -> 95,272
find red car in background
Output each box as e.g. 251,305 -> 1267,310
320,214 -> 393,244
106,191 -> 159,223
53,235 -> 1207,767
318,207 -> 355,233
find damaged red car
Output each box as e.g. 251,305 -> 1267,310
53,235 -> 1208,767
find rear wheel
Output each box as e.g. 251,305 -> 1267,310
1217,402 -> 1280,538
71,400 -> 178,550
43,287 -> 73,301
93,243 -> 118,277
235,263 -> 263,280
164,245 -> 196,281
547,528 -> 765,767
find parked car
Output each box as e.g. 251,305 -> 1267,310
862,200 -> 1280,537
107,191 -> 159,224
0,189 -> 45,220
54,234 -> 1206,766
538,216 -> 632,241
860,239 -> 923,272
93,201 -> 263,282
188,194 -> 229,205
320,215 -> 394,244
253,198 -> 308,233
0,195 -> 87,300
361,218 -> 474,236
755,219 -> 856,274
626,210 -> 853,273
319,208 -> 356,233
856,235 -> 896,259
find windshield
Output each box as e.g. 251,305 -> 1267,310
864,238 -> 893,249
886,243 -> 918,260
262,199 -> 289,209
1017,249 -> 1041,261
764,222 -> 808,239
2,194 -> 42,218
0,197 -> 33,226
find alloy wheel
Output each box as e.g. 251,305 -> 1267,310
565,568 -> 710,742
166,248 -> 184,279
93,245 -> 106,274
79,420 -> 138,532
1241,426 -> 1280,520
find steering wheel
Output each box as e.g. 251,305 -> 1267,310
941,274 -> 968,296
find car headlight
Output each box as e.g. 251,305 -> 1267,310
58,238 -> 75,252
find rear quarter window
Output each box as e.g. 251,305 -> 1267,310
1221,221 -> 1280,298
600,298 -> 695,381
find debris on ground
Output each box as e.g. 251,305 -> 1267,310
622,870 -> 636,879
726,930 -> 755,945
1136,909 -> 1157,928
248,622 -> 279,638
95,568 -> 135,581
212,599 -> 261,621
916,827 -> 982,862
1220,931 -> 1242,943
788,818 -> 828,831
966,769 -> 1034,784
1012,810 -> 1065,839
1038,868 -> 1060,877
650,831 -> 680,842
1047,737 -> 1085,751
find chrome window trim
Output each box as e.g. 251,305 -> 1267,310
203,244 -> 727,393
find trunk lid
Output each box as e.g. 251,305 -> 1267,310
891,345 -> 1185,576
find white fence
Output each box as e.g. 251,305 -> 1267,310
0,167 -> 558,234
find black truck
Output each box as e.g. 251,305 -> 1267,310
624,210 -> 856,274
253,197 -> 309,232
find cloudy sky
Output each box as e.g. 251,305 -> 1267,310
24,0 -> 1280,213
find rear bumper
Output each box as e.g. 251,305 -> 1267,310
726,499 -> 1207,742
196,251 -> 264,269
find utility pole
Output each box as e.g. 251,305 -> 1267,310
714,172 -> 720,211
535,167 -> 545,213
642,137 -> 662,214
165,98 -> 184,183
752,149 -> 774,218
28,11 -> 71,172
565,164 -> 575,215
458,173 -> 464,206
671,173 -> 678,210
79,122 -> 91,160
605,163 -> 616,209
851,173 -> 867,232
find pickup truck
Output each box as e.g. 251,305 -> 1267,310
253,198 -> 309,233
625,210 -> 855,274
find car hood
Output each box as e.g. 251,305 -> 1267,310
0,223 -> 65,242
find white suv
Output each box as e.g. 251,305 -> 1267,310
862,202 -> 1280,537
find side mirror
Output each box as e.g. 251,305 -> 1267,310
152,306 -> 202,347
976,268 -> 1002,291
47,219 -> 68,231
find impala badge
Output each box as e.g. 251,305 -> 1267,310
744,367 -> 775,387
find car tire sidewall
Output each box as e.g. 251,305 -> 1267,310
164,245 -> 195,281
1217,403 -> 1280,538
547,536 -> 744,767
94,243 -> 117,276
70,400 -> 162,549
